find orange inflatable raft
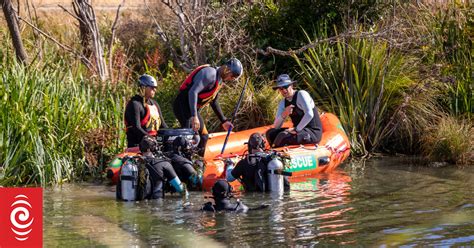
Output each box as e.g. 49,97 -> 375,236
201,112 -> 350,191
106,113 -> 350,190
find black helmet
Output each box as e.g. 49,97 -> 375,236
139,136 -> 158,153
211,179 -> 233,199
225,58 -> 243,79
172,136 -> 189,153
138,74 -> 158,88
248,133 -> 266,154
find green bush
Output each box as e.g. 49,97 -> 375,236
0,54 -> 128,186
295,34 -> 418,156
246,0 -> 389,74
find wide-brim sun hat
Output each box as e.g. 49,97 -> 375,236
272,74 -> 295,90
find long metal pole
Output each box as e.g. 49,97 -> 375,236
220,77 -> 249,154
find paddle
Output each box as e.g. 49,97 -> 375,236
220,77 -> 250,155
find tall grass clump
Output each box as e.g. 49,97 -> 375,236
422,116 -> 473,165
0,56 -> 128,186
393,3 -> 472,119
432,5 -> 472,118
295,34 -> 418,156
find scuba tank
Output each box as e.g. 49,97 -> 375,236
267,157 -> 284,194
120,157 -> 139,201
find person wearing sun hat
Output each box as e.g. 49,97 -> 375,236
266,74 -> 322,148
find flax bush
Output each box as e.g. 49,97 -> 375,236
295,35 -> 418,156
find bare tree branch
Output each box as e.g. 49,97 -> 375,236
58,4 -> 83,23
72,0 -> 108,81
108,0 -> 123,83
2,0 -> 28,63
257,26 -> 397,57
17,15 -> 95,70
144,0 -> 192,71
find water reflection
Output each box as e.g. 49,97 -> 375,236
43,158 -> 474,246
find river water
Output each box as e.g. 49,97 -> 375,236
43,157 -> 474,246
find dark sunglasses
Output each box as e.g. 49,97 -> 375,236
277,85 -> 290,90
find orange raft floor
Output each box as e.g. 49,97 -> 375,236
201,113 -> 350,191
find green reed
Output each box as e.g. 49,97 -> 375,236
295,35 -> 417,156
0,55 -> 127,186
434,6 -> 472,118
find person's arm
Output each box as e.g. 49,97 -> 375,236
125,100 -> 148,137
187,67 -> 217,117
227,160 -> 243,182
156,103 -> 168,128
273,100 -> 286,129
210,94 -> 227,123
295,91 -> 315,132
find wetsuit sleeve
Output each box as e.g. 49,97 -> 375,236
230,160 -> 244,181
125,100 -> 148,137
295,91 -> 315,132
273,100 -> 286,129
210,94 -> 227,123
188,67 -> 217,117
156,104 -> 168,128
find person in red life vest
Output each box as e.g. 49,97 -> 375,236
124,74 -> 168,148
266,74 -> 323,148
173,58 -> 243,155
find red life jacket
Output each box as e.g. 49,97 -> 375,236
179,64 -> 221,108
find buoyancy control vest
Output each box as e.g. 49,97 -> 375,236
179,65 -> 221,108
285,90 -> 321,132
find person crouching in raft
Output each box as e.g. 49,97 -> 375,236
266,74 -> 323,148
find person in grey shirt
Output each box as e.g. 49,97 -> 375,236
173,58 -> 243,155
266,74 -> 322,148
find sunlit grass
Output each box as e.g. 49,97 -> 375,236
422,115 -> 473,165
0,52 -> 128,186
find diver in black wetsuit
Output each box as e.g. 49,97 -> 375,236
140,136 -> 186,199
226,133 -> 290,192
201,179 -> 249,213
168,136 -> 203,190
